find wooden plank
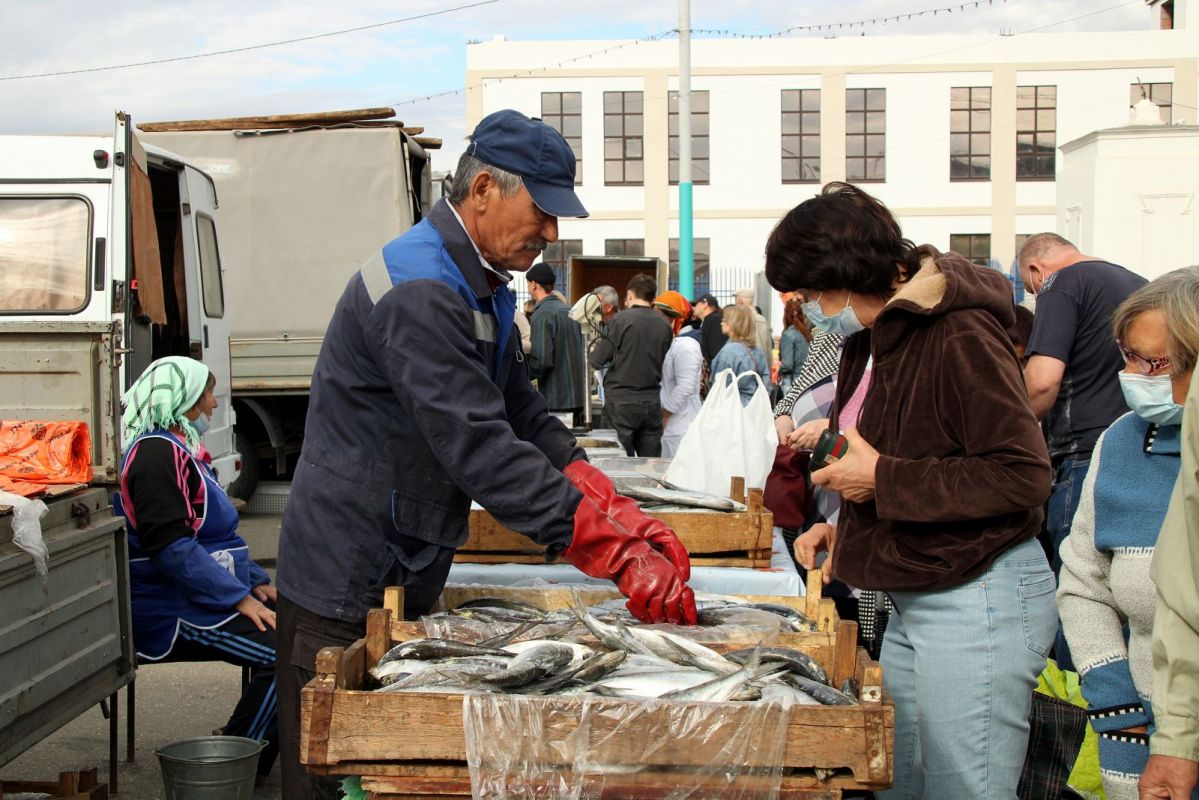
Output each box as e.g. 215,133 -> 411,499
138,107 -> 396,132
300,648 -> 342,768
805,570 -> 823,619
384,587 -> 404,618
315,689 -> 891,780
832,620 -> 859,688
730,476 -> 746,503
365,609 -> 391,671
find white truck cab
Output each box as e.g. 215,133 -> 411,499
0,112 -> 239,487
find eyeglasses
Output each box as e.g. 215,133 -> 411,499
1118,341 -> 1171,375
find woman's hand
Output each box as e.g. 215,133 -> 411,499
774,415 -> 795,445
811,428 -> 879,503
793,523 -> 836,584
252,583 -> 277,604
786,418 -> 829,450
236,593 -> 277,632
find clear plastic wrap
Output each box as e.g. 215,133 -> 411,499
464,693 -> 795,800
420,613 -> 784,648
0,489 -> 49,578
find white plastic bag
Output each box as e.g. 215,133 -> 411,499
0,489 -> 49,578
664,369 -> 777,495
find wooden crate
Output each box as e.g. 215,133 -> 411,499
461,477 -> 775,569
300,583 -> 893,797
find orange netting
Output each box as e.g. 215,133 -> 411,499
0,420 -> 93,497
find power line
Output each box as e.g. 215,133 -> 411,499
692,0 -> 1004,39
0,0 -> 502,82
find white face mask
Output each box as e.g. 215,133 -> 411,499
190,413 -> 211,437
1118,372 -> 1184,426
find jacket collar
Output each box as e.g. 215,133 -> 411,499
428,199 -> 512,300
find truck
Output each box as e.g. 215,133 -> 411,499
0,111 -> 233,776
138,107 -> 440,500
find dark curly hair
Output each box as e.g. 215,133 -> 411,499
765,182 -> 919,298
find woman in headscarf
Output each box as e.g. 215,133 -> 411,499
117,356 -> 278,776
653,291 -> 704,457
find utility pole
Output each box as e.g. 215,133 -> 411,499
677,0 -> 694,299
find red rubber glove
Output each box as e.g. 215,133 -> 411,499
563,460 -> 691,581
564,496 -> 697,625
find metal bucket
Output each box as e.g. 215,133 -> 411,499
156,735 -> 264,800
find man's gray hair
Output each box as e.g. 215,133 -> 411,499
1018,232 -> 1076,268
594,285 -> 619,308
447,153 -> 524,205
1113,265 -> 1199,374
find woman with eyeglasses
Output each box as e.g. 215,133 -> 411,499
1057,266 -> 1199,800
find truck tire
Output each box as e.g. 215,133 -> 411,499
228,430 -> 260,502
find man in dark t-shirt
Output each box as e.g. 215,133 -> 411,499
1020,232 -> 1147,669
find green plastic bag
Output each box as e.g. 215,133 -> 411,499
1036,659 -> 1105,799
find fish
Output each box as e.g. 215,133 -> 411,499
694,605 -> 805,632
626,624 -> 740,675
660,652 -> 781,702
783,674 -> 857,706
742,603 -> 820,633
480,643 -> 576,688
504,639 -> 593,669
454,597 -> 547,616
758,682 -> 821,706
378,638 -> 513,665
615,484 -> 746,512
369,658 -> 435,685
381,657 -> 509,691
589,668 -> 719,699
573,599 -> 653,655
840,678 -> 861,701
725,647 -> 829,686
519,650 -> 628,695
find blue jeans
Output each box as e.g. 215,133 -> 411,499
878,538 -> 1057,800
1047,455 -> 1091,672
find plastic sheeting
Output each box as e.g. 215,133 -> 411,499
463,692 -> 796,800
421,612 -> 787,648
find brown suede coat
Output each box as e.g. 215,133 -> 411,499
829,247 -> 1051,592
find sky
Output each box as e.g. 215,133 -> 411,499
0,0 -> 1152,171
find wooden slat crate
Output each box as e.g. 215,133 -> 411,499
300,583 -> 893,798
460,477 -> 775,569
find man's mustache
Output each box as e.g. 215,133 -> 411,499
523,241 -> 548,252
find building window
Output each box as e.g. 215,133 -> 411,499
846,88 -> 885,182
605,239 -> 645,257
782,89 -> 821,183
540,239 -> 582,288
950,87 -> 991,181
950,234 -> 991,267
668,238 -> 711,292
1016,85 -> 1056,180
604,91 -> 644,186
541,92 -> 583,185
1130,82 -> 1172,123
668,91 -> 710,185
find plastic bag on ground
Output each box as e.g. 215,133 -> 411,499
0,489 -> 49,577
464,692 -> 794,800
664,370 -> 776,495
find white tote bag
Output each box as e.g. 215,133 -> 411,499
664,369 -> 777,496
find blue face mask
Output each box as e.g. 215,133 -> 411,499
1118,372 -> 1183,426
190,413 -> 211,437
802,293 -> 865,337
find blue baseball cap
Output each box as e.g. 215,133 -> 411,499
468,109 -> 589,219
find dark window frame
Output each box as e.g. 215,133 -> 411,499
949,233 -> 992,267
604,239 -> 645,257
540,239 -> 583,288
541,92 -> 583,186
950,87 -> 991,182
668,90 -> 710,185
668,237 -> 711,292
782,89 -> 821,184
1016,85 -> 1056,181
603,91 -> 644,186
846,88 -> 886,183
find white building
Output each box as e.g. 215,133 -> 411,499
466,0 -> 1198,320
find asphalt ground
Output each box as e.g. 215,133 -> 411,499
0,513 -> 286,799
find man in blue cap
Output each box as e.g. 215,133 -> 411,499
274,110 -> 696,798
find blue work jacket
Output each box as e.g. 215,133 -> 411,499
277,200 -> 586,623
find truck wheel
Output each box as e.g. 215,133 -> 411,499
228,430 -> 260,501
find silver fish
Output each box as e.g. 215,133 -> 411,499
784,674 -> 857,706
660,653 -> 780,702
757,682 -> 821,706
743,603 -> 820,633
616,484 -> 745,512
481,643 -> 576,688
589,668 -> 718,699
726,646 -> 829,686
380,657 -> 508,691
378,638 -> 512,665
520,650 -> 628,695
574,600 -> 652,655
504,639 -> 593,669
454,597 -> 547,616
